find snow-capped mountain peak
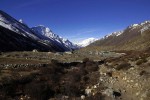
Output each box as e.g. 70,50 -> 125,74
31,25 -> 79,50
130,24 -> 139,27
31,25 -> 58,40
78,38 -> 98,47
19,19 -> 24,23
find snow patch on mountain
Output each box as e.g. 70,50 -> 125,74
0,14 -> 15,32
127,21 -> 150,33
0,11 -> 38,40
78,38 -> 98,47
19,19 -> 24,23
140,21 -> 150,26
140,23 -> 150,33
128,21 -> 150,31
102,31 -> 124,39
129,24 -> 139,28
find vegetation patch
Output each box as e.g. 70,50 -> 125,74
136,58 -> 147,65
116,62 -> 131,70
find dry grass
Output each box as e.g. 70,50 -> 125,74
0,57 -> 47,64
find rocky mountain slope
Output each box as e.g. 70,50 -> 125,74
89,21 -> 150,51
0,10 -> 78,52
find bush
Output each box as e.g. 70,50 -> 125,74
51,59 -> 59,65
85,61 -> 98,73
83,58 -> 90,63
22,53 -> 28,57
116,62 -> 131,70
136,59 -> 147,65
106,72 -> 112,77
82,76 -> 89,82
24,82 -> 54,100
88,72 -> 100,85
139,70 -> 147,76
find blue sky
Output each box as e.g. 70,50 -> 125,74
1,0 -> 150,43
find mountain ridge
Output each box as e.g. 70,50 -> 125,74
0,10 -> 78,52
31,25 -> 79,50
88,20 -> 150,51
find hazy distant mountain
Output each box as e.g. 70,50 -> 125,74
77,38 -> 98,47
0,10 -> 78,52
90,21 -> 150,51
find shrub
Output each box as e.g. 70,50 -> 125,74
139,70 -> 147,76
82,76 -> 89,82
136,59 -> 147,65
14,53 -> 20,57
51,59 -> 59,65
116,62 -> 131,70
0,77 -> 17,98
24,82 -> 54,100
83,58 -> 90,63
88,72 -> 100,85
40,67 -> 55,74
106,71 -> 112,77
85,61 -> 98,73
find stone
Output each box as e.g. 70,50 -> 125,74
32,49 -> 38,52
99,78 -> 104,82
135,83 -> 139,87
81,95 -> 85,100
136,92 -> 140,96
62,96 -> 69,99
65,51 -> 72,55
85,88 -> 92,96
130,80 -> 134,82
102,88 -> 113,97
123,76 -> 127,80
100,65 -> 108,75
94,85 -> 97,89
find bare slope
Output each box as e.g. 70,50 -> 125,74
89,21 -> 150,51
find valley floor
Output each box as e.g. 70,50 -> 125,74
0,50 -> 150,100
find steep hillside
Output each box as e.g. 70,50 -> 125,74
0,25 -> 63,52
89,21 -> 150,51
0,10 -> 78,52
